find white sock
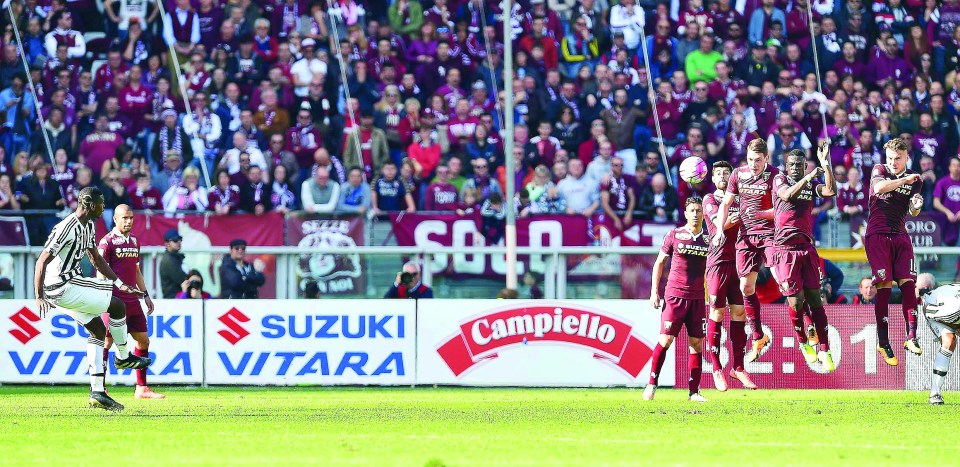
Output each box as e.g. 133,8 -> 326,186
107,317 -> 130,359
87,336 -> 105,392
932,348 -> 953,397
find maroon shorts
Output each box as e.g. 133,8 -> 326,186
101,299 -> 147,334
707,262 -> 744,309
735,234 -> 774,277
772,244 -> 823,296
864,233 -> 917,284
661,295 -> 706,338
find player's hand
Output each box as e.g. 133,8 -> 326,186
121,284 -> 146,298
728,212 -> 740,225
905,173 -> 921,184
145,295 -> 155,315
35,298 -> 50,318
911,194 -> 924,211
712,229 -> 725,247
650,292 -> 661,310
809,166 -> 824,180
816,140 -> 830,166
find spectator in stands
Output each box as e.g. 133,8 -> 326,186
154,151 -> 184,195
32,106 -> 71,158
129,173 -> 162,211
557,158 -> 599,218
934,157 -> 960,246
499,147 -> 534,195
637,173 -> 677,222
301,167 -> 339,214
78,115 -> 122,181
239,166 -> 273,215
164,0 -> 201,58
837,166 -> 868,219
208,169 -> 241,216
480,191 -> 506,244
602,89 -> 643,174
408,124 -> 442,180
345,110 -> 389,179
854,276 -> 877,305
445,157 -> 467,192
685,35 -> 723,84
586,140 -> 614,183
176,270 -> 212,300
600,156 -> 636,232
0,173 -> 20,211
372,161 -> 415,215
101,169 -> 131,228
220,238 -> 266,299
460,157 -> 501,200
525,165 -> 553,204
337,167 -> 372,215
270,165 -> 297,214
221,132 -> 267,176
919,155 -> 938,210
425,164 -> 458,211
44,10 -> 85,59
153,106 -> 193,170
17,160 -> 63,244
158,229 -> 187,299
384,261 -> 433,299
162,166 -> 207,213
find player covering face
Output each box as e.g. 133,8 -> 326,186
646,198 -> 710,402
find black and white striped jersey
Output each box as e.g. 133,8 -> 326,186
42,213 -> 98,300
922,284 -> 960,326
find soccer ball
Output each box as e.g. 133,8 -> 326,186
679,156 -> 708,184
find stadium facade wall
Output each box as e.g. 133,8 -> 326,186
0,300 -> 940,389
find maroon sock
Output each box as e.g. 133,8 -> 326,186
788,302 -> 808,343
730,320 -> 747,371
648,343 -> 668,386
802,302 -> 814,329
134,347 -> 148,386
744,293 -> 763,340
900,282 -> 918,340
810,304 -> 830,351
706,319 -> 722,369
875,288 -> 892,347
688,352 -> 702,395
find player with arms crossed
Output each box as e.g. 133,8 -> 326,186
866,138 -> 924,366
646,197 -> 710,402
920,282 -> 960,405
99,204 -> 164,399
34,187 -> 151,411
772,146 -> 837,372
703,161 -> 756,391
712,139 -> 778,363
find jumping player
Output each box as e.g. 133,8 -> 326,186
34,187 -> 151,411
920,282 -> 960,405
772,146 -> 837,372
99,205 -> 164,399
646,197 -> 710,402
702,161 -> 756,391
712,139 -> 778,363
866,138 -> 924,366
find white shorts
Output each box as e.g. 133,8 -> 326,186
49,278 -> 113,325
926,315 -> 959,341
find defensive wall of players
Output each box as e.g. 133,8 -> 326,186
0,299 -> 949,391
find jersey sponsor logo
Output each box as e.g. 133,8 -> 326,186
218,308 -> 251,345
9,308 -> 40,344
435,305 -> 653,377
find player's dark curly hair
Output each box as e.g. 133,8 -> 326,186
77,186 -> 103,211
712,161 -> 733,172
786,149 -> 807,162
685,196 -> 703,208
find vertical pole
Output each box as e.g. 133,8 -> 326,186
503,0 -> 517,290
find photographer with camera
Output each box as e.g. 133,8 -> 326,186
176,269 -> 211,299
384,261 -> 433,299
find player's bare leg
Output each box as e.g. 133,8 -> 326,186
82,318 -> 123,411
706,305 -> 728,391
687,337 -> 707,402
930,331 -> 955,405
726,304 -> 756,389
786,293 -> 818,364
644,334 -> 675,401
898,278 -> 922,356
874,281 -> 899,366
803,289 -> 835,372
741,272 -> 769,362
130,331 -> 165,399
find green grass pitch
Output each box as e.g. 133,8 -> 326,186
0,386 -> 957,465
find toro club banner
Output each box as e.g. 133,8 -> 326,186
849,212 -> 942,248
286,215 -> 365,296
417,300 -> 672,386
0,300 -> 203,384
674,305 -> 906,390
204,300 -> 415,385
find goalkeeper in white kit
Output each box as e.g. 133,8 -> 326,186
921,283 -> 960,405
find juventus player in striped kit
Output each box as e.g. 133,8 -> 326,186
34,187 -> 151,411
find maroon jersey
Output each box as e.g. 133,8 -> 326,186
726,164 -> 778,237
661,227 -> 709,299
867,165 -> 921,236
836,182 -> 867,214
424,182 -> 459,211
97,231 -> 141,302
772,173 -> 824,246
600,174 -> 635,210
704,191 -> 739,266
128,186 -> 162,210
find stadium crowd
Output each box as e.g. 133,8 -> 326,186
3,0 -> 960,246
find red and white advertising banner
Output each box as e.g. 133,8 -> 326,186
675,305 -> 906,389
417,300 -> 673,386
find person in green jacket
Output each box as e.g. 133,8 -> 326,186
388,0 -> 424,38
685,35 -> 723,84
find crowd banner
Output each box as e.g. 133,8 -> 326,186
850,212 -> 942,249
674,305 -> 906,389
204,300 -> 415,385
0,300 -> 203,384
416,300 -> 672,386
286,215 -> 365,296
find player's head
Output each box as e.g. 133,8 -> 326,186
712,161 -> 733,191
114,204 -> 134,235
785,149 -> 807,179
883,138 -> 910,174
684,196 -> 703,228
917,272 -> 937,298
77,186 -> 104,220
745,139 -> 768,175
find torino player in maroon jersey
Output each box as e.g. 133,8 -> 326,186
645,197 -> 710,403
703,161 -> 756,391
772,146 -> 837,372
98,205 -> 164,399
866,138 -> 925,366
712,139 -> 778,363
